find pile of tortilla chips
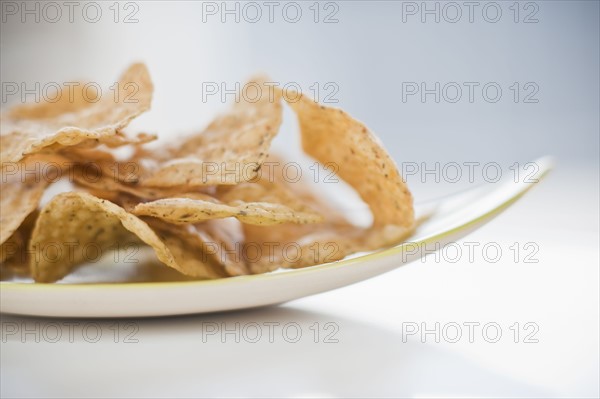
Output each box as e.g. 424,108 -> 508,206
0,64 -> 414,283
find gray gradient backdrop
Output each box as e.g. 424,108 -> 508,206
1,1 -> 598,166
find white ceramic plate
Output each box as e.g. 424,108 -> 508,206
0,158 -> 552,318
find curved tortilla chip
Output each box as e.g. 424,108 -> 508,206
6,81 -> 100,120
0,63 -> 153,165
87,132 -> 157,149
70,165 -> 186,200
218,179 -> 327,217
1,210 -> 38,268
239,92 -> 415,273
29,192 -> 227,282
137,77 -> 282,187
232,163 -> 358,273
131,193 -> 323,226
148,219 -> 248,277
0,178 -> 46,245
7,68 -> 415,282
0,231 -> 24,265
70,163 -> 217,202
284,92 -> 414,229
0,157 -> 52,245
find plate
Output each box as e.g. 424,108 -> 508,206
0,157 -> 553,318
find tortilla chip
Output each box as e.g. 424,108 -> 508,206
239,92 -> 415,273
29,192 -> 230,282
0,63 -> 153,165
231,163 -> 356,273
148,219 -> 248,276
56,132 -> 157,182
6,81 -> 100,120
0,231 -> 24,265
218,179 -> 327,217
5,67 -> 415,283
89,132 -> 157,149
0,157 -> 52,245
70,165 -> 171,199
200,219 -> 248,276
68,162 -> 217,203
131,191 -> 322,226
137,77 -> 282,187
284,92 -> 414,229
1,210 -> 38,268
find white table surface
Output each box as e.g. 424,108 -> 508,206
1,162 -> 598,398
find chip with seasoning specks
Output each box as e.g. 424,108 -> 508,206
0,65 -> 414,283
0,63 -> 153,165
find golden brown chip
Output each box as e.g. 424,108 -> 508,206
69,165 -> 175,200
29,192 -> 232,282
131,191 -> 322,226
148,219 -> 248,277
0,177 -> 46,246
233,163 -> 356,273
218,179 -> 326,217
70,165 -> 217,201
6,67 -> 415,283
56,133 -> 157,182
6,81 -> 100,120
0,231 -> 24,265
136,77 -> 282,187
200,219 -> 248,276
0,63 -> 153,165
0,157 -> 52,246
0,210 -> 38,269
88,132 -> 157,149
284,92 -> 414,229
238,92 -> 415,273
